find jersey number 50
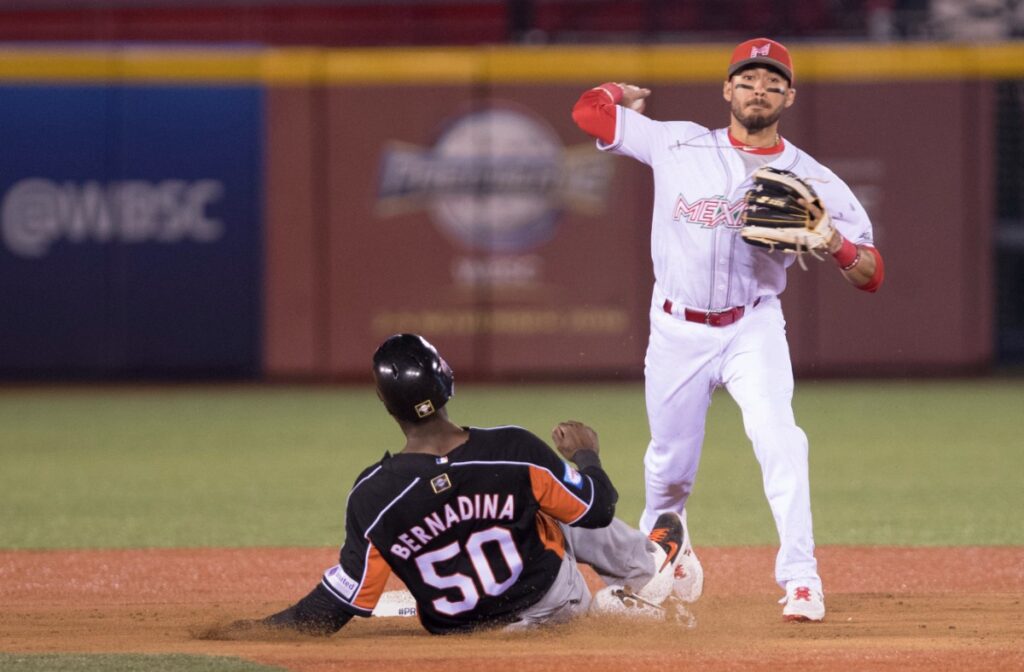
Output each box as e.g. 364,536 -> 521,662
415,526 -> 524,616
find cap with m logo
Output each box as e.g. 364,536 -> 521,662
727,38 -> 794,84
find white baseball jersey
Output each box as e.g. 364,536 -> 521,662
598,108 -> 875,311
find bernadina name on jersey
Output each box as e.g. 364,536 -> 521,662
390,493 -> 516,559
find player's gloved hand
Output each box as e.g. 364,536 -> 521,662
552,420 -> 600,461
740,167 -> 838,262
803,197 -> 838,252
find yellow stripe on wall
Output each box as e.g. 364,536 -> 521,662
0,43 -> 1023,85
797,43 -> 1024,81
0,50 -> 115,81
0,48 -> 262,83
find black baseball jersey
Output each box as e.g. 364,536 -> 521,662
319,425 -> 617,634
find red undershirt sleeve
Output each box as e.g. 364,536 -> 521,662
571,83 -> 623,145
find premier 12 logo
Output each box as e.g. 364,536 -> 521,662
375,106 -> 613,254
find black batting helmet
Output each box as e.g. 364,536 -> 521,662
372,334 -> 454,423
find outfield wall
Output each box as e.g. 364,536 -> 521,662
0,44 -> 1010,379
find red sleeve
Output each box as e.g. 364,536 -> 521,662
571,82 -> 623,145
857,246 -> 885,293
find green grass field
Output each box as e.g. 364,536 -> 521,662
0,654 -> 285,672
1,379 -> 1022,550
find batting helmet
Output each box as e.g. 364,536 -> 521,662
372,334 -> 454,423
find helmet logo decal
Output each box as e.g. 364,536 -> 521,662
373,334 -> 454,423
414,399 -> 436,418
430,473 -> 452,494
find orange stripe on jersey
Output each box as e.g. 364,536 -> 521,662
352,542 -> 392,611
529,464 -> 589,523
535,510 -> 566,559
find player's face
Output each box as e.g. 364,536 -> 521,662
723,67 -> 796,132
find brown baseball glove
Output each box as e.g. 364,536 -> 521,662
739,167 -> 836,264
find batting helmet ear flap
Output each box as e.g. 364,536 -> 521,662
372,334 -> 455,423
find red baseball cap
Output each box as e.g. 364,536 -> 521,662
727,38 -> 794,84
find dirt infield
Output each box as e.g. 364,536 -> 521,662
2,546 -> 1022,671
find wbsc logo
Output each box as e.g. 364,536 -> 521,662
1,178 -> 225,258
376,106 -> 613,253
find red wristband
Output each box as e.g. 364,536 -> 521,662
832,236 -> 858,269
857,246 -> 885,292
597,82 -> 624,103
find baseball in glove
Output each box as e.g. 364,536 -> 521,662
739,167 -> 836,267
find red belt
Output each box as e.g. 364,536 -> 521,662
663,297 -> 763,327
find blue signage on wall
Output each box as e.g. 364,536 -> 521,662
0,85 -> 262,377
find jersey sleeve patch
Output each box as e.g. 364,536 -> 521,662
321,541 -> 392,617
322,564 -> 359,601
529,464 -> 590,524
562,461 -> 584,489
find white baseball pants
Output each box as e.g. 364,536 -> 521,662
639,295 -> 820,590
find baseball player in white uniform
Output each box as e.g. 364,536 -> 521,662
571,38 -> 886,622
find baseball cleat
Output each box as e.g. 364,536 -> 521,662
635,511 -> 684,603
590,585 -> 696,628
637,510 -> 705,605
672,509 -> 704,603
780,582 -> 825,622
648,511 -> 684,570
